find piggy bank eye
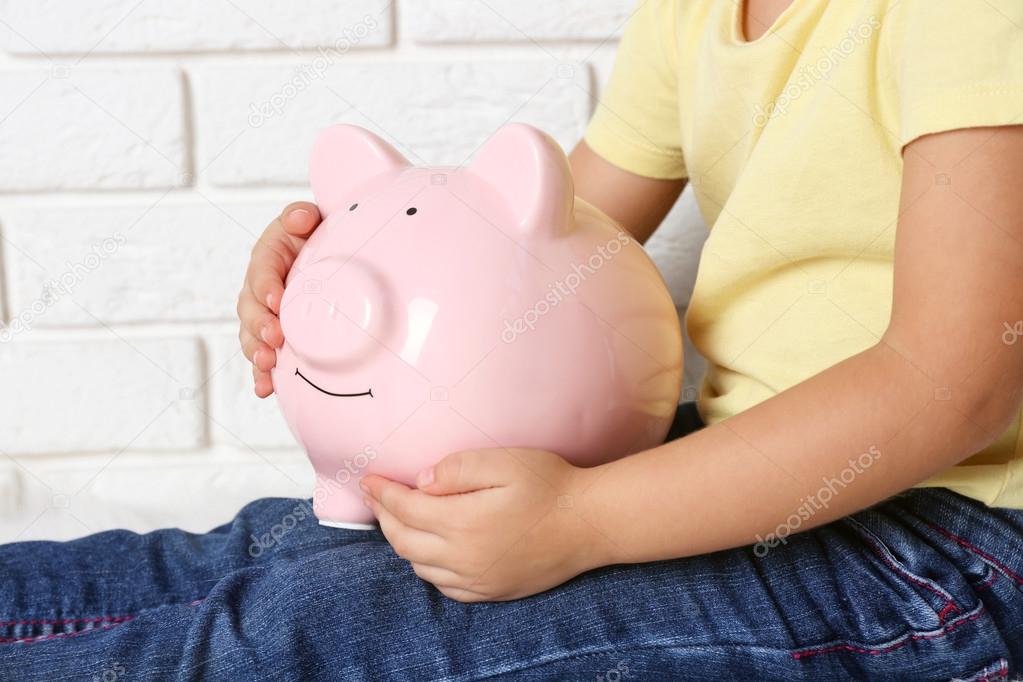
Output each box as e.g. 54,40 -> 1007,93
348,203 -> 358,211
406,207 -> 417,216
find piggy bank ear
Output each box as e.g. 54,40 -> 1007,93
467,123 -> 574,235
309,125 -> 410,217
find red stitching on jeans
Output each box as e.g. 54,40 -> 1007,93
0,618 -> 134,644
928,523 -> 1023,585
936,603 -> 957,622
856,528 -> 959,621
791,607 -> 986,660
0,615 -> 133,628
971,660 -> 1010,681
976,571 -> 999,591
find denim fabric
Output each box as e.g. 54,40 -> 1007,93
1,405 -> 1021,681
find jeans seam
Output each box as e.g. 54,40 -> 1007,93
0,619 -> 134,645
976,567 -> 999,591
0,591 -> 212,646
959,658 -> 1010,682
467,642 -> 809,680
927,522 -> 1023,588
844,517 -> 960,621
0,615 -> 133,628
790,602 -> 987,660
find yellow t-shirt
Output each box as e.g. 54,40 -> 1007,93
585,0 -> 1023,507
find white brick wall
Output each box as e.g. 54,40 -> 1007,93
0,67 -> 187,190
407,1 -> 631,42
193,60 -> 591,185
0,335 -> 205,454
0,0 -> 707,542
0,0 -> 395,53
4,201 -> 275,324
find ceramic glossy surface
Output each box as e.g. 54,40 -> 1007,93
273,123 -> 683,527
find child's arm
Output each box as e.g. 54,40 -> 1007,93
569,140 -> 686,244
581,126 -> 1023,564
361,124 -> 1023,602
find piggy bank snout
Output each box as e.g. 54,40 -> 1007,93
279,258 -> 390,369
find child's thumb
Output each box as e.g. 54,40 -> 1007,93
417,451 -> 502,495
281,202 -> 322,237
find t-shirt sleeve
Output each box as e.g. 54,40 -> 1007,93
883,0 -> 1023,148
583,0 -> 686,179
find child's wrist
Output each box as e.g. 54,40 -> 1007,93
568,462 -> 630,571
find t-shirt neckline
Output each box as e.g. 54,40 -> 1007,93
729,0 -> 806,46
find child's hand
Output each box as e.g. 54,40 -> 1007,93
361,449 -> 608,602
237,202 -> 322,397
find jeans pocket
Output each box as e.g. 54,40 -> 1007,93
925,521 -> 1023,592
843,516 -> 963,625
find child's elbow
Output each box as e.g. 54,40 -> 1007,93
875,329 -> 1023,458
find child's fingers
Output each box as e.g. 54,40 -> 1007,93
280,201 -> 322,238
237,291 -> 283,348
361,475 -> 449,533
251,275 -> 285,317
246,234 -> 291,316
436,586 -> 489,603
252,364 -> 274,398
235,203 -> 321,396
239,328 -> 276,371
409,562 -> 465,590
368,498 -> 447,565
418,449 -> 513,495
236,202 -> 322,397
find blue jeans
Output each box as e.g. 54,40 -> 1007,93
1,404 -> 1021,680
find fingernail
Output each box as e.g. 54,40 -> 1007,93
289,208 -> 311,221
265,293 -> 274,310
254,349 -> 264,366
260,325 -> 271,344
416,467 -> 434,488
359,480 -> 369,494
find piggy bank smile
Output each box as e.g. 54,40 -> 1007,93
293,368 -> 372,399
272,123 -> 683,530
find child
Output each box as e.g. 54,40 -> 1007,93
3,1 -> 1022,678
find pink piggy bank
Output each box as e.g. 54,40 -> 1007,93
273,123 -> 682,529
